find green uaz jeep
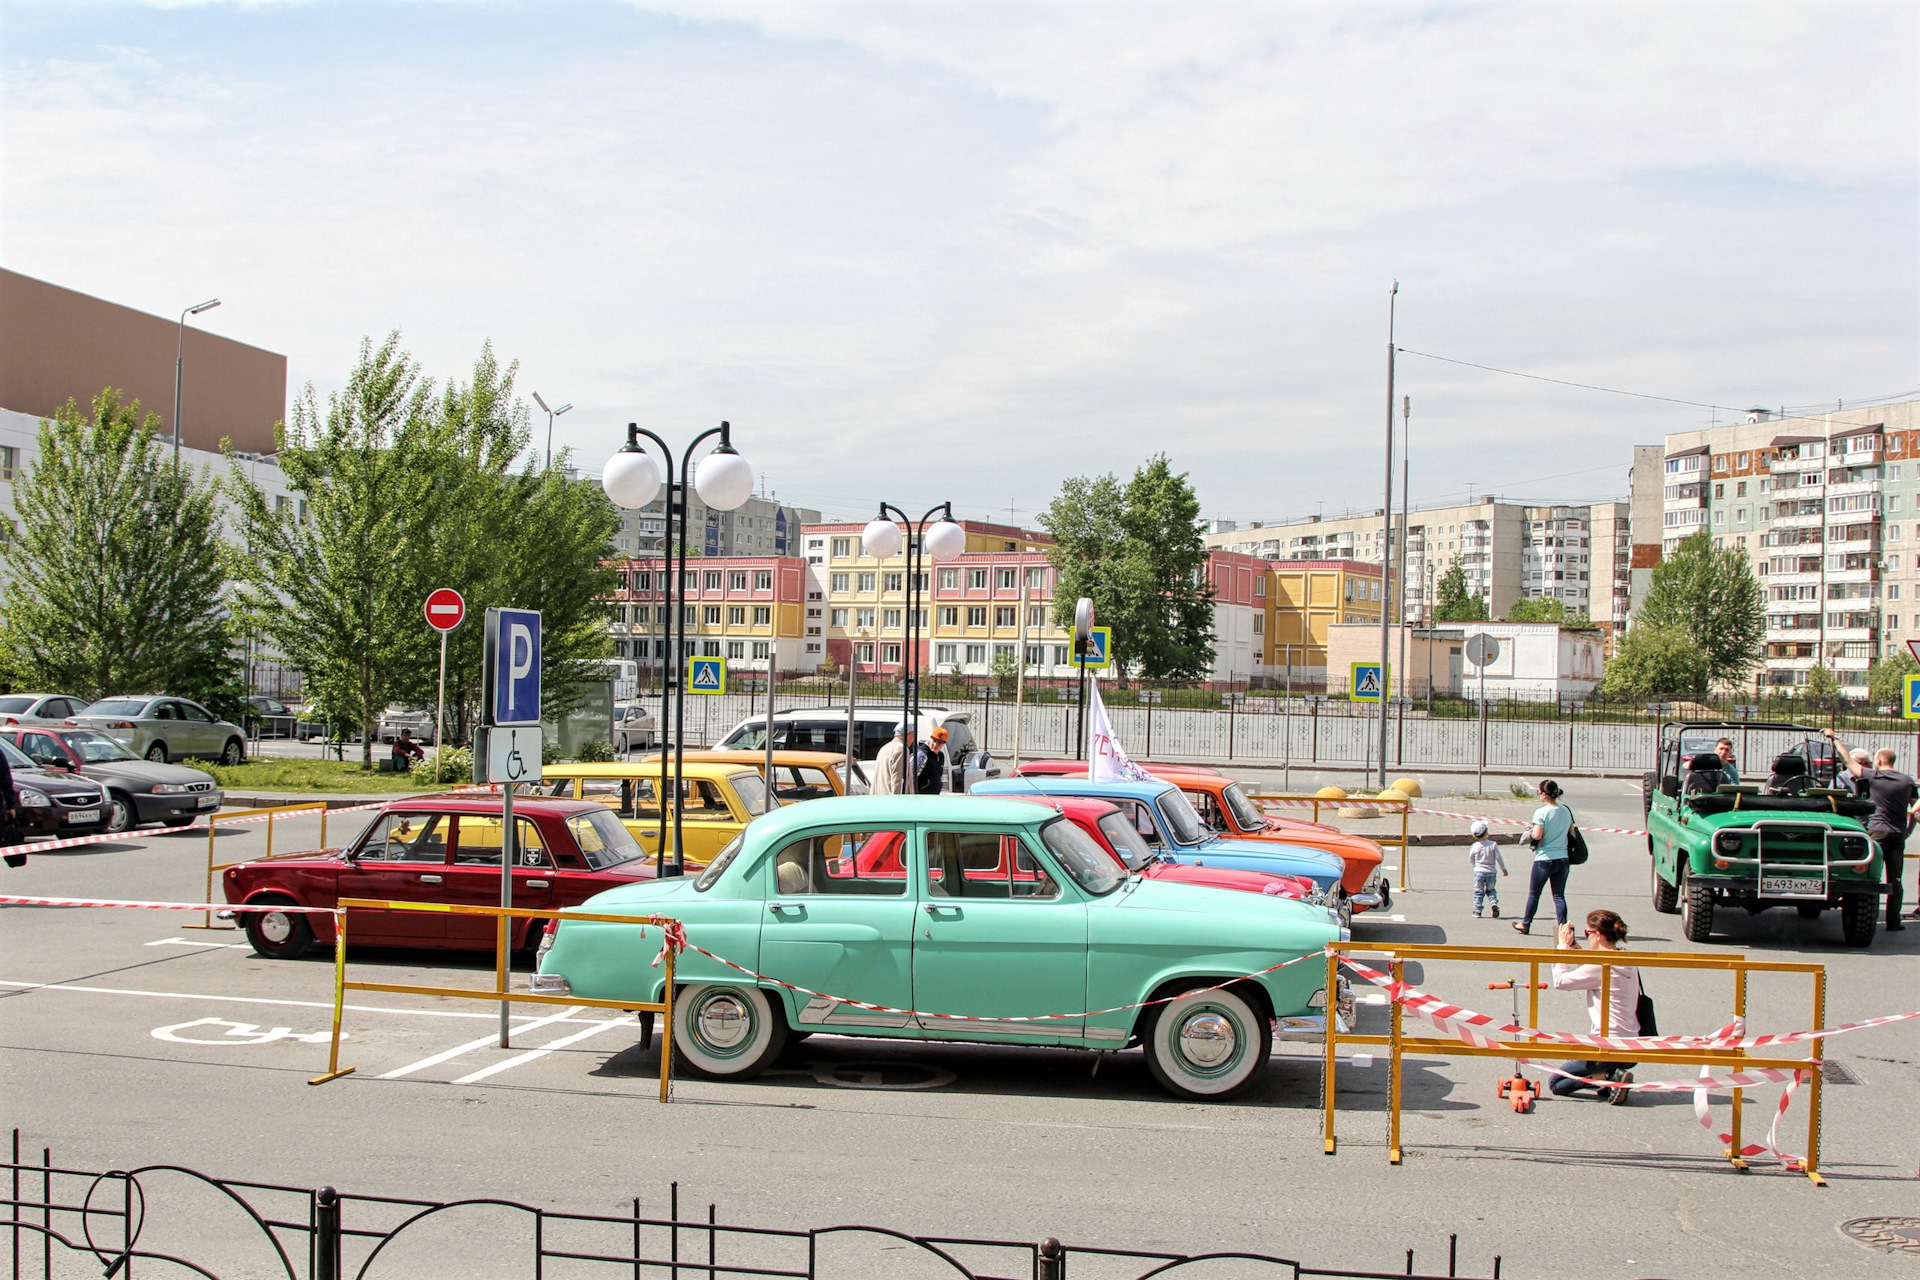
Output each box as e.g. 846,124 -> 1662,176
1644,721 -> 1883,947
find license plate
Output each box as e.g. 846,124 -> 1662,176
1762,876 -> 1823,896
197,795 -> 220,808
67,809 -> 99,824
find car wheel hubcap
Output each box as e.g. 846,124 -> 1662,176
260,913 -> 292,945
692,992 -> 753,1055
1175,1008 -> 1238,1073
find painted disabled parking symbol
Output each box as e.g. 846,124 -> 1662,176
152,1017 -> 341,1046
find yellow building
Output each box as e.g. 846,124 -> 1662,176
606,555 -> 811,673
1266,560 -> 1384,685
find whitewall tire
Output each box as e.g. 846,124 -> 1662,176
671,984 -> 788,1080
1142,986 -> 1270,1100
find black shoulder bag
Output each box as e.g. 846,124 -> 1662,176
1634,973 -> 1657,1037
1564,807 -> 1589,866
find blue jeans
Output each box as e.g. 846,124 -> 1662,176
1472,870 -> 1499,914
1550,1060 -> 1631,1097
1521,857 -> 1569,930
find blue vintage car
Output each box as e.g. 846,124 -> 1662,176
534,795 -> 1344,1099
971,777 -> 1358,921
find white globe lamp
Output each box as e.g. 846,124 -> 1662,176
923,519 -> 966,562
861,518 -> 904,560
602,448 -> 662,509
694,446 -> 755,511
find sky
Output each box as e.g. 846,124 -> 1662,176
3,1 -> 1916,530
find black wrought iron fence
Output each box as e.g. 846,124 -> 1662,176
5,1131 -> 1504,1280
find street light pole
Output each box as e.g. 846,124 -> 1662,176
864,504 -> 964,792
1396,394 -> 1411,765
172,298 -> 221,468
604,421 -> 754,875
532,392 -> 572,469
1376,281 -> 1399,788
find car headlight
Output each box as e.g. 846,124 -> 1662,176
15,788 -> 50,808
152,783 -> 191,794
1714,832 -> 1743,854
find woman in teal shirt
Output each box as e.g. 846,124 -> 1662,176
1513,778 -> 1572,935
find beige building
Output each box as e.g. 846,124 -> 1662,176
1635,399 -> 1920,696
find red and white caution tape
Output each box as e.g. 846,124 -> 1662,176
3,823 -> 199,856
1254,797 -> 1648,838
0,893 -> 334,915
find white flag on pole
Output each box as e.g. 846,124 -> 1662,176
1087,681 -> 1154,783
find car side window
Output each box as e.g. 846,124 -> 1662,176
151,703 -> 176,721
360,813 -> 451,863
924,830 -> 1058,900
21,733 -> 65,767
771,829 -> 908,896
1123,801 -> 1165,847
454,819 -> 552,868
182,703 -> 214,723
1187,789 -> 1225,831
680,779 -> 735,822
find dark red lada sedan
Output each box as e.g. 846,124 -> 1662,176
221,794 -> 661,959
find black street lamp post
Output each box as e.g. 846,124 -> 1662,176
861,505 -> 967,792
604,421 -> 755,875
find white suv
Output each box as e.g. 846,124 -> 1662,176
713,705 -> 999,792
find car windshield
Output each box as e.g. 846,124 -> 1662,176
729,772 -> 771,816
1221,782 -> 1266,830
564,809 -> 647,870
82,699 -> 149,717
1041,817 -> 1126,896
0,697 -> 38,714
694,833 -> 745,891
1095,811 -> 1156,870
0,740 -> 36,770
1158,787 -> 1209,845
64,731 -> 138,763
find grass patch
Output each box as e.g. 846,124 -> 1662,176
194,758 -> 446,794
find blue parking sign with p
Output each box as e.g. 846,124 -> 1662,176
688,656 -> 726,695
1905,673 -> 1920,720
484,607 -> 542,726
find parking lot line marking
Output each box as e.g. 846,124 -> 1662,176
379,1007 -> 588,1079
0,979 -> 602,1024
449,1018 -> 631,1084
145,937 -> 251,950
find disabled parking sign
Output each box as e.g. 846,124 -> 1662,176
1350,662 -> 1386,703
688,656 -> 726,695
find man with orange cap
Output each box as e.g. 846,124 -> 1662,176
914,725 -> 950,794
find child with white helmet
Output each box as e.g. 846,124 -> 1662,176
1468,819 -> 1508,918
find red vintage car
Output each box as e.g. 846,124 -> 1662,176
220,795 -> 661,959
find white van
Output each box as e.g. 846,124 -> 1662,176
713,705 -> 999,792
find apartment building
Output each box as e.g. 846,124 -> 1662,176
1639,399 -> 1920,694
604,555 -> 813,673
608,492 -> 821,559
1264,560 -> 1383,685
1587,502 -> 1633,633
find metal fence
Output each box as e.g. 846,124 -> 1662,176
649,680 -> 1920,776
4,1131 -> 1504,1279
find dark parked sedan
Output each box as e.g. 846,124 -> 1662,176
1,727 -> 223,832
0,738 -> 112,841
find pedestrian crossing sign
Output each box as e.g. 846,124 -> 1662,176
1070,627 -> 1112,669
1350,662 -> 1386,703
688,656 -> 726,696
1905,673 -> 1920,720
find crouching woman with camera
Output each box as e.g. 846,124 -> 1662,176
1548,909 -> 1644,1104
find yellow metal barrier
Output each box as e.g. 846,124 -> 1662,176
1321,941 -> 1828,1183
1245,792 -> 1414,891
187,803 -> 331,930
309,897 -> 678,1103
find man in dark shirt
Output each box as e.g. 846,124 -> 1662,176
1825,730 -> 1919,931
0,742 -> 23,867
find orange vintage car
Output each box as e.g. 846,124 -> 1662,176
1145,766 -> 1391,913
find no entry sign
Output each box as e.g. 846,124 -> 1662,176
425,588 -> 467,633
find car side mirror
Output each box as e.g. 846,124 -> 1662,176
1659,775 -> 1681,798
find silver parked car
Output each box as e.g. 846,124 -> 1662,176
70,695 -> 247,765
0,693 -> 90,726
614,702 -> 657,752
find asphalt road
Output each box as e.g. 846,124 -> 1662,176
2,774 -> 1917,1279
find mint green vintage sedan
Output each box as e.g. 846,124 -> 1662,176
533,795 -> 1343,1099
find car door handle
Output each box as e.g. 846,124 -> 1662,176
923,903 -> 959,915
526,879 -> 549,888
418,874 -> 442,884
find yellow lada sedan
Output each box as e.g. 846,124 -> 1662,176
637,749 -> 867,802
536,760 -> 772,867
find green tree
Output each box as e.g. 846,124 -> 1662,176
1038,456 -> 1215,680
1505,597 -> 1593,628
1432,559 -> 1488,622
227,335 -> 440,765
1868,651 -> 1919,708
1801,662 -> 1841,705
0,389 -> 238,704
990,645 -> 1019,699
1636,530 -> 1764,692
1599,624 -> 1709,700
